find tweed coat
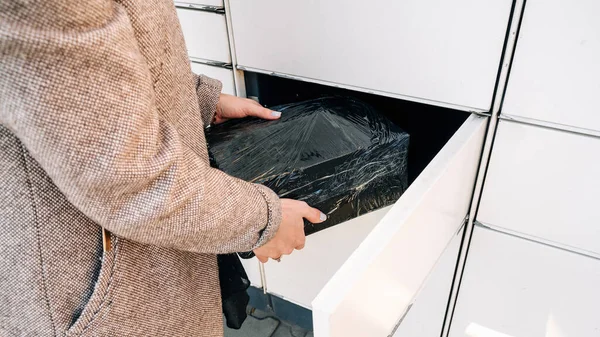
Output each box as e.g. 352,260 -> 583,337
0,0 -> 282,336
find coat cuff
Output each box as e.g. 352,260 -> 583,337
252,184 -> 282,249
194,74 -> 223,127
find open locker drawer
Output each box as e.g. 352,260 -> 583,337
312,115 -> 486,336
239,74 -> 488,335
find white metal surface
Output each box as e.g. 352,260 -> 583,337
449,225 -> 600,337
264,206 -> 391,309
237,66 -> 490,114
239,257 -> 262,288
441,1 -> 525,334
176,8 -> 231,63
223,0 -> 246,97
500,114 -> 600,139
312,115 -> 487,337
393,227 -> 464,337
503,0 -> 600,132
190,62 -> 235,95
229,0 -> 511,111
478,120 -> 600,257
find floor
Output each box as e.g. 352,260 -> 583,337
224,307 -> 313,337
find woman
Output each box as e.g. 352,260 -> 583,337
0,0 -> 324,336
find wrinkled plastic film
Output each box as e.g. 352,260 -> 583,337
207,97 -> 410,235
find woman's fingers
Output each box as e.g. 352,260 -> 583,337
302,203 -> 327,224
246,102 -> 281,120
255,254 -> 268,263
253,200 -> 326,262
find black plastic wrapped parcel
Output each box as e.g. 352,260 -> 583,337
206,97 -> 410,235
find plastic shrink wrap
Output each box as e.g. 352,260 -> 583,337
207,97 -> 410,235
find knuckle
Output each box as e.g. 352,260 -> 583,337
263,248 -> 276,257
275,244 -> 287,254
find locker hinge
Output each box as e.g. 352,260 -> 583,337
457,214 -> 470,234
174,2 -> 225,14
470,110 -> 492,117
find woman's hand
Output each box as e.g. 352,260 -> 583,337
215,93 -> 281,124
217,95 -> 318,262
253,199 -> 327,263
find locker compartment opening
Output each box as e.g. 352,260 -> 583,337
244,72 -> 469,192
233,72 -> 483,318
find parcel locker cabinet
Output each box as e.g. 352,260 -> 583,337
172,0 -> 521,335
452,1 -> 600,337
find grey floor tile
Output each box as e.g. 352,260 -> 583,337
224,315 -> 279,337
271,322 -> 308,337
288,323 -> 308,337
270,295 -> 313,331
224,307 -> 312,337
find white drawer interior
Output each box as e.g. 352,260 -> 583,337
264,206 -> 391,308
478,120 -> 600,257
176,8 -> 231,63
190,62 -> 235,95
449,225 -> 600,337
229,0 -> 512,112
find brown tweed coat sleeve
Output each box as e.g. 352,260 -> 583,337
194,73 -> 221,126
0,0 -> 282,254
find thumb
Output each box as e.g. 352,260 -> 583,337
302,204 -> 327,224
248,104 -> 282,120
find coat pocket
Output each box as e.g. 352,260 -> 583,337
65,233 -> 120,337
